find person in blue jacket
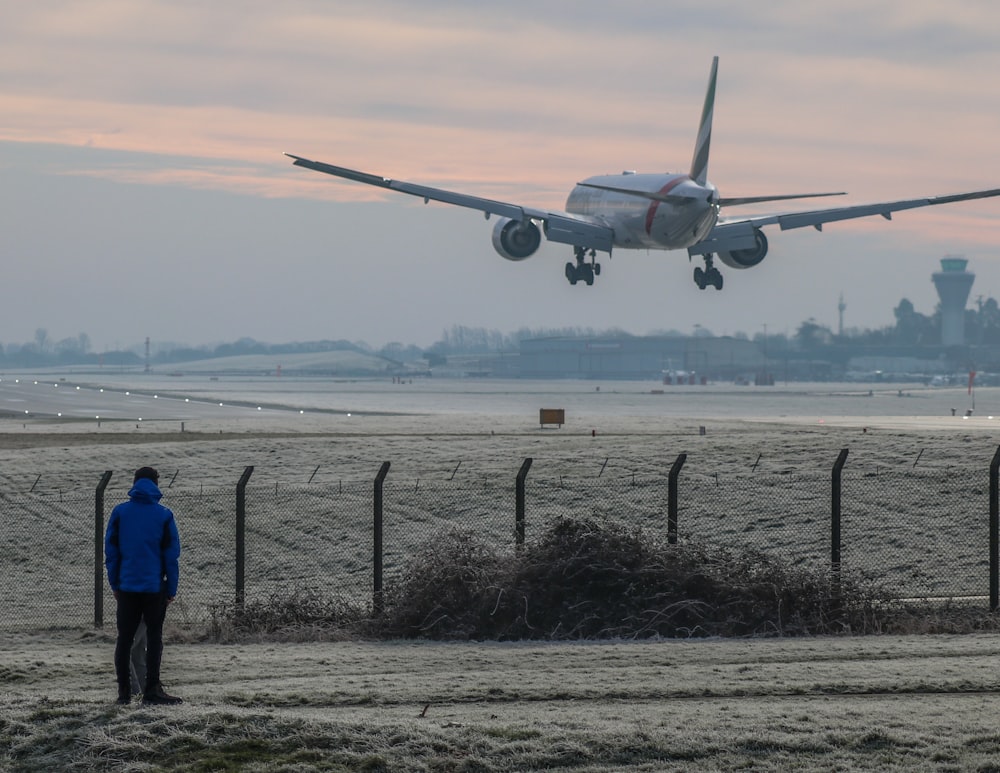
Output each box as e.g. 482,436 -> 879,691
105,466 -> 182,705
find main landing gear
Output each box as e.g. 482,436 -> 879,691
565,246 -> 601,286
693,254 -> 723,290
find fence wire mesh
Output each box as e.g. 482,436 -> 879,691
0,457 -> 995,631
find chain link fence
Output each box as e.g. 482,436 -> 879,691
2,448 -> 998,632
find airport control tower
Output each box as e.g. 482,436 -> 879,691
932,255 -> 975,346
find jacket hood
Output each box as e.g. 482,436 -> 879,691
127,476 -> 163,503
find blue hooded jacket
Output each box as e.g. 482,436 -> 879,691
105,477 -> 181,597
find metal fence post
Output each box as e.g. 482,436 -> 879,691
373,462 -> 391,614
990,446 -> 1000,610
516,457 -> 533,548
831,449 -> 849,596
235,466 -> 254,607
94,470 -> 113,628
667,453 -> 687,544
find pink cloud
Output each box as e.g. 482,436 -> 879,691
1,1 -> 998,248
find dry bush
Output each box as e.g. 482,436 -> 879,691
377,518 -> 889,640
209,519 -> 1000,642
378,527 -> 505,639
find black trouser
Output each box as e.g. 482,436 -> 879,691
115,591 -> 167,693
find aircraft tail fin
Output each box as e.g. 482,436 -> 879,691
689,56 -> 718,186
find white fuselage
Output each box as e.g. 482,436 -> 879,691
565,173 -> 719,250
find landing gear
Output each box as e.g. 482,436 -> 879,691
565,246 -> 600,286
694,254 -> 723,290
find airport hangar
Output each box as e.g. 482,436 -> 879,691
517,336 -> 763,381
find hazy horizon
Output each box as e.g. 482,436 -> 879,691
0,302 -> 943,358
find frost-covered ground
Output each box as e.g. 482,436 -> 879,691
4,629 -> 1000,770
2,375 -> 1000,769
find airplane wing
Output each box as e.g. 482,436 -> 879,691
722,188 -> 1000,233
285,153 -> 615,253
689,187 -> 1000,256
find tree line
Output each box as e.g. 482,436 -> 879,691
3,296 -> 998,369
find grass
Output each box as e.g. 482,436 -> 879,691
5,632 -> 1000,771
3,428 -> 1000,769
0,521 -> 977,770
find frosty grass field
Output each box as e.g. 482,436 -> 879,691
3,374 -> 1000,770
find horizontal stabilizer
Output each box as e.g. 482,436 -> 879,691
720,192 -> 845,207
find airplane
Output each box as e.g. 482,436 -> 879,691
285,56 -> 1000,292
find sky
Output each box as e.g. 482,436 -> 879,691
2,0 -> 1000,352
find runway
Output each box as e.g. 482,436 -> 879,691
0,376 -> 283,423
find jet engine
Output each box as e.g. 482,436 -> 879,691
491,217 -> 542,261
717,228 -> 768,269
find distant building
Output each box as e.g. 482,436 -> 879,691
932,255 -> 975,346
518,335 -> 761,380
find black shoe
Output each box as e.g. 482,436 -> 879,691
116,688 -> 131,705
142,683 -> 183,705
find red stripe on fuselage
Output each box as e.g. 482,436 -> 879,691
644,176 -> 689,235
